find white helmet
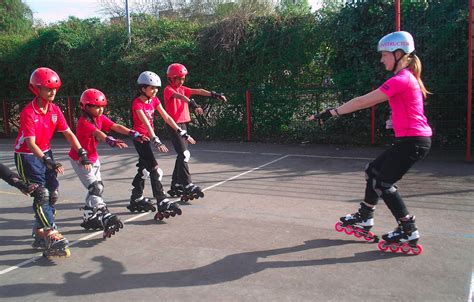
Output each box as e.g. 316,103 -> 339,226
377,31 -> 415,54
137,71 -> 161,87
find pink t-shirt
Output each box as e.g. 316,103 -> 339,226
14,98 -> 69,154
379,69 -> 432,137
131,96 -> 160,136
163,85 -> 191,123
68,115 -> 114,162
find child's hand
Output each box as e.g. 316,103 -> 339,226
42,155 -> 64,174
78,148 -> 92,171
152,136 -> 168,153
211,91 -> 227,102
106,136 -> 128,148
187,136 -> 196,144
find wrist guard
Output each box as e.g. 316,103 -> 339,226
177,129 -> 190,139
42,155 -> 62,170
78,148 -> 92,166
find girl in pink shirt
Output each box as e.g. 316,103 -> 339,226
69,89 -> 148,238
128,71 -> 195,221
309,31 -> 432,255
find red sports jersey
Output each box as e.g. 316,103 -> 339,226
68,115 -> 114,162
163,85 -> 191,123
14,99 -> 69,154
131,96 -> 161,136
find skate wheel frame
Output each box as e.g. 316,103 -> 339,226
335,222 -> 379,243
377,240 -> 423,255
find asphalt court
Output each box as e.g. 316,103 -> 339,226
0,139 -> 472,301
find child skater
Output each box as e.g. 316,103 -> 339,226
0,163 -> 38,195
14,67 -> 92,258
128,71 -> 195,221
309,31 -> 431,255
69,88 -> 149,238
163,63 -> 227,202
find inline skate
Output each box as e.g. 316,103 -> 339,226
127,196 -> 156,212
154,198 -> 182,221
101,209 -> 123,239
377,216 -> 423,255
80,206 -> 104,230
35,228 -> 71,259
335,202 -> 379,242
167,183 -> 184,198
180,183 -> 204,202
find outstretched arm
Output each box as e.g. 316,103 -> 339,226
156,104 -> 196,144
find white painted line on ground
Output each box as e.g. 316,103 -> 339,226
0,154 -> 289,276
202,155 -> 289,192
287,154 -> 373,160
469,270 -> 474,302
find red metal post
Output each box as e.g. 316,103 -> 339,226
67,97 -> 75,131
371,105 -> 376,145
245,90 -> 252,142
2,100 -> 11,136
467,0 -> 473,161
395,0 -> 401,31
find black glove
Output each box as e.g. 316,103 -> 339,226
189,99 -> 201,111
314,108 -> 335,124
211,91 -> 226,102
42,155 -> 62,170
177,129 -> 190,139
78,148 -> 92,166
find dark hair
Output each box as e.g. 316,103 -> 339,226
81,107 -> 98,127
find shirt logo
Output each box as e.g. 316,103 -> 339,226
52,114 -> 58,124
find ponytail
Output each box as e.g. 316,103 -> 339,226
408,54 -> 431,99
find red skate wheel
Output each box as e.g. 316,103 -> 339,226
343,225 -> 353,235
364,231 -> 375,242
400,244 -> 411,254
389,243 -> 400,252
154,213 -> 164,221
353,230 -> 362,238
411,244 -> 423,255
334,222 -> 344,232
377,241 -> 389,252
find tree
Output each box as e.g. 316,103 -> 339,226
0,0 -> 34,34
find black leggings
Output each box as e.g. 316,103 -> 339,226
131,141 -> 166,201
166,123 -> 192,186
364,136 -> 431,219
0,163 -> 16,185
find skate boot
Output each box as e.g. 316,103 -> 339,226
154,198 -> 182,221
100,207 -> 124,239
167,183 -> 184,198
378,216 -> 423,255
80,206 -> 104,230
35,228 -> 71,259
127,196 -> 156,212
181,183 -> 204,202
10,177 -> 38,196
335,202 -> 379,242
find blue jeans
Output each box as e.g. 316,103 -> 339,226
15,150 -> 59,229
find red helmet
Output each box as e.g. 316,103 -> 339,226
80,88 -> 107,110
167,63 -> 188,79
29,67 -> 62,96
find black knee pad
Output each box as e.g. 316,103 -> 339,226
149,167 -> 163,182
88,181 -> 104,197
33,186 -> 49,206
49,189 -> 59,205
